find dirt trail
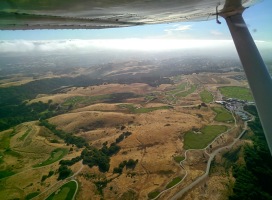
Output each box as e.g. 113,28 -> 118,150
135,135 -> 150,194
170,111 -> 252,200
151,106 -> 244,200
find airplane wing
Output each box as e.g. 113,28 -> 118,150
0,0 -> 259,30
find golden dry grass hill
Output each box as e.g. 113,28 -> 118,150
0,72 -> 255,200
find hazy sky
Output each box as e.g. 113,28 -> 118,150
0,0 -> 271,53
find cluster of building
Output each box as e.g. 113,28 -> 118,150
215,98 -> 254,121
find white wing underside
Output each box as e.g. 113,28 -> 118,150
0,0 -> 260,30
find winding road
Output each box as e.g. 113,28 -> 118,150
149,104 -> 252,200
170,111 -> 253,200
33,160 -> 83,200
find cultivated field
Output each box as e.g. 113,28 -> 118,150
219,86 -> 253,101
183,125 -> 228,149
212,107 -> 234,123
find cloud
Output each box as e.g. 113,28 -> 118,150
0,39 -> 235,53
164,25 -> 192,34
0,39 -> 270,53
210,30 -> 223,36
0,40 -> 100,53
0,40 -> 36,52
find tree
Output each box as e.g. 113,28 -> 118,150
58,165 -> 72,180
126,159 -> 138,169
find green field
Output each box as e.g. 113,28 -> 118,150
184,125 -> 228,149
212,107 -> 234,123
200,90 -> 213,103
176,85 -> 197,97
0,131 -> 12,149
46,181 -> 77,200
25,192 -> 40,200
0,130 -> 21,179
0,170 -> 15,179
63,96 -> 86,106
4,148 -> 21,158
0,152 -> 3,164
119,104 -> 170,114
33,148 -> 68,168
165,95 -> 175,102
145,95 -> 156,101
167,82 -> 187,95
0,129 -> 19,152
148,190 -> 160,199
63,94 -> 111,106
19,126 -> 31,141
219,86 -> 253,101
166,177 -> 182,189
173,156 -> 185,163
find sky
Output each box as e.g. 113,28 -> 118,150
0,0 -> 271,52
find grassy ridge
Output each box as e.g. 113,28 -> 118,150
176,84 -> 197,97
63,94 -> 111,106
0,129 -> 20,179
184,125 -> 228,149
19,126 -> 31,141
119,104 -> 170,114
33,148 -> 68,168
63,93 -> 139,108
200,90 -> 213,103
0,131 -> 11,149
166,82 -> 187,95
219,86 -> 253,101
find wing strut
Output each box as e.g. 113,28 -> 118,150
222,11 -> 272,155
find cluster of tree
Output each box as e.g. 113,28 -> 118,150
58,144 -> 120,175
39,120 -> 88,148
58,156 -> 82,181
104,92 -> 139,103
94,179 -> 109,196
40,121 -> 134,175
41,170 -> 54,182
81,135 -> 132,173
229,105 -> 272,200
102,73 -> 173,87
100,143 -> 121,157
81,147 -> 110,172
0,75 -> 117,107
0,70 -> 172,131
113,159 -> 139,174
0,75 -> 113,131
0,75 -> 80,131
115,131 -> 132,144
197,103 -> 208,109
57,165 -> 72,180
0,101 -> 58,131
59,133 -> 133,173
59,156 -> 81,166
126,159 -> 139,169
